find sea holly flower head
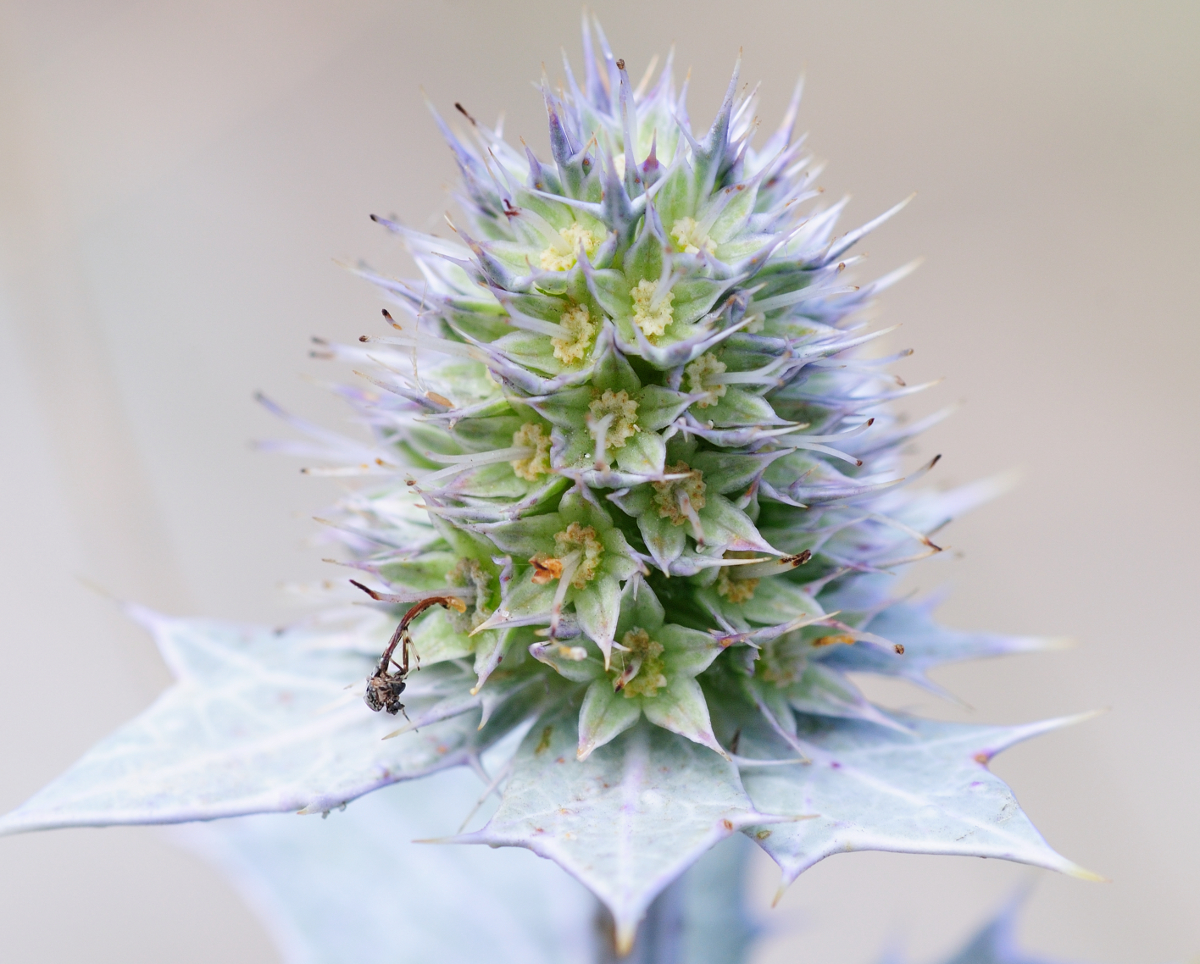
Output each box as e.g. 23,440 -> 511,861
0,15 -> 1099,958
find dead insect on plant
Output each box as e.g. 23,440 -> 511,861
351,583 -> 467,717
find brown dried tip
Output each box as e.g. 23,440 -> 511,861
349,578 -> 384,600
454,102 -> 477,125
894,643 -> 906,655
615,58 -> 625,70
358,335 -> 368,342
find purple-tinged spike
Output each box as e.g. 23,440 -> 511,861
643,44 -> 675,104
579,13 -> 605,106
694,53 -> 742,196
588,14 -> 620,108
617,59 -> 642,197
675,67 -> 693,138
758,77 -> 805,162
641,129 -> 660,180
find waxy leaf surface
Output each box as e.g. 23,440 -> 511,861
738,712 -> 1097,888
452,711 -> 773,951
0,609 -> 481,834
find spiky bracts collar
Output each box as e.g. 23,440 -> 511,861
0,20 -> 1093,954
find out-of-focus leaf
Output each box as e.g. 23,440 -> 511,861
883,889 -> 1069,964
179,768 -> 597,964
934,892 -> 1061,964
819,598 -> 1066,697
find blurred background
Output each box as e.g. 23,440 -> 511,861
0,1 -> 1197,960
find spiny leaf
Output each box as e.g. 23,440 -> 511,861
736,712 -> 1102,895
449,711 -> 774,953
0,608 -> 483,834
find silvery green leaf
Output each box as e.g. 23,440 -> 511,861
180,769 -> 596,964
699,577 -> 822,632
656,624 -> 722,677
525,386 -> 595,426
737,712 -> 1101,894
591,329 -> 643,393
450,712 -> 774,953
0,608 -> 481,834
482,513 -> 566,558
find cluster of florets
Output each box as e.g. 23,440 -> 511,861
305,33 -> 939,766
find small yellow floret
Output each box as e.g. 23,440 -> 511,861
510,423 -> 552,481
652,463 -> 707,525
530,523 -> 606,590
630,278 -> 675,341
715,566 -> 753,602
539,222 -> 602,272
670,217 -> 714,255
716,569 -> 759,603
716,552 -> 760,603
557,522 -> 606,588
685,353 -> 728,408
588,389 -> 640,451
551,304 -> 596,365
613,627 -> 668,699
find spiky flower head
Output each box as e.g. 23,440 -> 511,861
0,17 -> 1096,955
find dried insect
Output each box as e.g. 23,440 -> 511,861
353,584 -> 466,717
